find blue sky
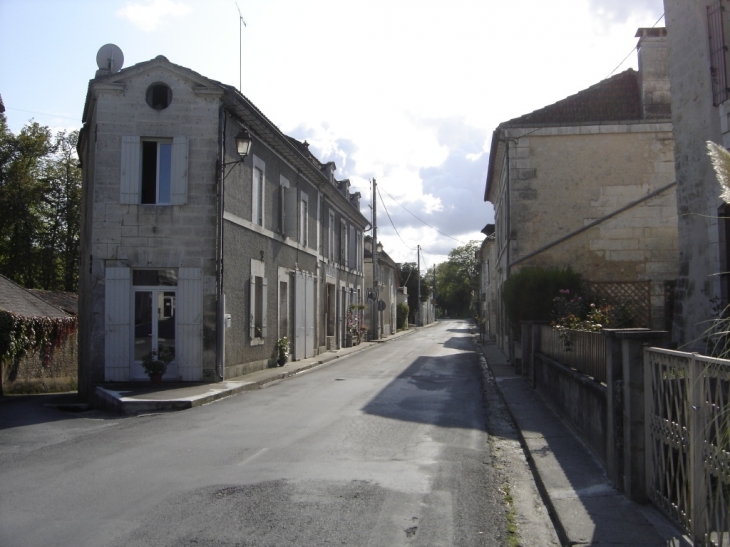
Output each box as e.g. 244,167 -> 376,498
0,0 -> 664,265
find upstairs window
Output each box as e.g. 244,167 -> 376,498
300,192 -> 309,247
142,140 -> 172,204
252,155 -> 265,227
328,211 -> 335,262
708,0 -> 729,105
120,136 -> 188,205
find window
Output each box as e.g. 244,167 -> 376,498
252,155 -> 265,227
279,176 -> 290,235
340,220 -> 348,267
250,259 -> 267,345
300,192 -> 309,247
329,211 -> 335,262
146,83 -> 172,110
141,140 -> 172,204
120,136 -> 188,205
356,230 -> 362,272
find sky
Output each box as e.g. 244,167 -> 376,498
0,0 -> 664,268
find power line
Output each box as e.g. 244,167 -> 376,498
379,187 -> 468,245
376,186 -> 416,252
605,13 -> 665,79
6,107 -> 81,123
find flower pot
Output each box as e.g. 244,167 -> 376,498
277,356 -> 287,366
345,334 -> 353,347
149,373 -> 163,384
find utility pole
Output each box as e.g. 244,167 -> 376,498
417,244 -> 421,327
371,178 -> 379,340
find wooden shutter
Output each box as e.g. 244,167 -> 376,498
120,136 -> 140,204
105,266 -> 131,381
305,274 -> 314,358
177,267 -> 202,381
294,271 -> 305,359
285,187 -> 298,239
261,277 -> 268,339
249,274 -> 256,341
170,136 -> 189,205
349,225 -> 356,270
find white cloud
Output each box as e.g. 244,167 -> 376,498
116,0 -> 191,32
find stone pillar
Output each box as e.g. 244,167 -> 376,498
604,329 -> 668,502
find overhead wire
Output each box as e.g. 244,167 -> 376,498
605,13 -> 665,79
379,187 -> 468,245
376,186 -> 416,252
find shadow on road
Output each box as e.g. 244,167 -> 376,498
0,393 -> 112,431
361,345 -> 486,431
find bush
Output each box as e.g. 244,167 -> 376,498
396,303 -> 409,330
502,266 -> 583,335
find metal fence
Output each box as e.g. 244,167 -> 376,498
538,325 -> 606,383
646,348 -> 730,545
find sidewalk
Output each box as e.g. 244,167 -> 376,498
94,328 -> 417,415
475,338 -> 690,547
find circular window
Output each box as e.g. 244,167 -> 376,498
146,83 -> 172,110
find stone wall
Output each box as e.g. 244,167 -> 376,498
665,0 -> 727,349
2,333 -> 78,392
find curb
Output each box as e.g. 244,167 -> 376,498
473,340 -> 570,546
97,327 -> 421,415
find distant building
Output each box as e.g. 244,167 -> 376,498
484,28 -> 678,352
364,236 -> 398,338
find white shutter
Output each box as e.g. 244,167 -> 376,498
120,136 -> 140,204
305,274 -> 314,358
294,271 -> 305,360
170,136 -> 189,205
105,266 -> 131,381
249,275 -> 256,340
261,277 -> 268,339
177,268 -> 202,381
284,187 -> 297,239
349,225 -> 356,270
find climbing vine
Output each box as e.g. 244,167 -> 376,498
0,311 -> 77,368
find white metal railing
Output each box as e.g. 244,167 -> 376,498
645,347 -> 730,546
538,325 -> 606,383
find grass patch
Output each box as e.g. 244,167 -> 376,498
3,377 -> 77,395
499,482 -> 520,547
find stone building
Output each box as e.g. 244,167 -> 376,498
483,28 -> 678,353
77,53 -> 368,399
363,236 -> 398,338
663,0 -> 730,350
478,224 -> 498,341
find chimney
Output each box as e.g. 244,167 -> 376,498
635,27 -> 671,119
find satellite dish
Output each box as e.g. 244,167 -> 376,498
96,44 -> 124,73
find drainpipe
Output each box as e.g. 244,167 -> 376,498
215,105 -> 227,381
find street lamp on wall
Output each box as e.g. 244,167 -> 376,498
223,128 -> 253,177
234,128 -> 252,159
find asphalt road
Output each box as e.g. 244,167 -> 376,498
0,320 -> 536,546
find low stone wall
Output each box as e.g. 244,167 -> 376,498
2,332 -> 78,393
533,352 -> 608,467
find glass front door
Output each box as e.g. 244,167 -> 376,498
132,288 -> 177,380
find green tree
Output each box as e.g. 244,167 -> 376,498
0,116 -> 81,291
435,241 -> 480,318
398,262 -> 431,322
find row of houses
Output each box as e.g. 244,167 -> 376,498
75,54 -> 413,400
480,2 -> 730,361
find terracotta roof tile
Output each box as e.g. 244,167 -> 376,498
504,69 -> 641,127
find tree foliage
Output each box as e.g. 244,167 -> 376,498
434,240 -> 480,318
398,262 -> 431,322
0,114 -> 81,291
501,266 -> 583,335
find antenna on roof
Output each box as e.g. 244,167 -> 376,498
235,2 -> 246,93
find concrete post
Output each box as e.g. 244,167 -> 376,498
604,329 -> 625,490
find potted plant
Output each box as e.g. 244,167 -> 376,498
276,337 -> 289,366
141,346 -> 175,384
